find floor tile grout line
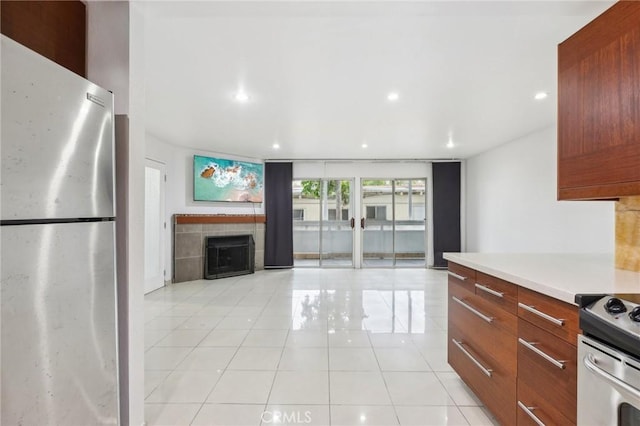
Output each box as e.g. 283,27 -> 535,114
145,282 -> 231,424
366,328 -> 402,426
198,304 -> 266,410
261,326 -> 291,416
188,400 -> 207,426
182,277 -> 271,425
147,282 -> 264,421
325,310 -> 332,426
143,269 -> 493,425
432,370 -> 472,425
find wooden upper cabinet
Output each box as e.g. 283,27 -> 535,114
558,1 -> 640,200
0,1 -> 86,77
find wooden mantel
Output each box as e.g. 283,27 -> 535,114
175,214 -> 266,225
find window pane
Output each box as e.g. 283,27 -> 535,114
292,179 -> 320,267
394,179 -> 426,267
366,206 -> 375,218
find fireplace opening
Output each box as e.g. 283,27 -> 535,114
204,235 -> 255,279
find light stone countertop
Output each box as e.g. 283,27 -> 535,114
443,253 -> 640,305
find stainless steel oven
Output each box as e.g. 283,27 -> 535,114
578,335 -> 640,425
578,295 -> 640,426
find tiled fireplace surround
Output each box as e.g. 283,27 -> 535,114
173,214 -> 265,283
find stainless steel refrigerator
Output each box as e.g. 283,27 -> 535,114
1,35 -> 119,424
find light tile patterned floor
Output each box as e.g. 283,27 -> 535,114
144,268 -> 498,426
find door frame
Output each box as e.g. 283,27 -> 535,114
144,158 -> 166,294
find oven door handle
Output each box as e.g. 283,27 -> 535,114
584,353 -> 640,402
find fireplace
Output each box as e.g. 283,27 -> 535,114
204,235 -> 255,279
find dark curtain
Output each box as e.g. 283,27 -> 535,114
264,162 -> 294,268
432,162 -> 461,268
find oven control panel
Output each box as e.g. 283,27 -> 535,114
580,295 -> 640,359
586,296 -> 640,334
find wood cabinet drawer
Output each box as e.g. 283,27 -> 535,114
447,262 -> 476,294
449,282 -> 518,339
517,380 -> 575,426
518,319 -> 577,424
518,287 -> 579,345
448,325 -> 516,426
475,272 -> 518,315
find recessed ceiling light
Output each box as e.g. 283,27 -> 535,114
361,143 -> 368,149
235,91 -> 249,103
446,139 -> 455,149
272,143 -> 280,150
387,92 -> 399,102
534,92 -> 548,100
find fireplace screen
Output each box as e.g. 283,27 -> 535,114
205,235 -> 255,279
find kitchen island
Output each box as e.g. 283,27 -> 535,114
443,253 -> 640,425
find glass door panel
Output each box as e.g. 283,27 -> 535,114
361,178 -> 426,268
292,179 -> 320,267
321,180 -> 354,267
361,180 -> 394,267
394,180 -> 426,267
292,179 -> 354,267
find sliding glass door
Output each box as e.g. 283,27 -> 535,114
292,179 -> 354,267
322,180 -> 354,266
293,177 -> 425,268
394,180 -> 426,266
361,180 -> 394,267
361,179 -> 426,267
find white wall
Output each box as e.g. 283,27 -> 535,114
146,134 -> 265,279
87,3 -> 145,425
127,5 -> 147,426
86,2 -> 129,114
465,125 -> 614,253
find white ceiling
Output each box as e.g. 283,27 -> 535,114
143,1 -> 614,161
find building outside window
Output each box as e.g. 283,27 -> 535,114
366,205 -> 387,220
328,209 -> 349,220
293,209 -> 305,221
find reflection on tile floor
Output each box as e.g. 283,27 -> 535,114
144,268 -> 499,426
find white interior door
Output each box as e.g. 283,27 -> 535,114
144,159 -> 166,294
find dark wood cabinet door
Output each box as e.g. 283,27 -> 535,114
558,1 -> 640,200
0,1 -> 86,78
518,319 -> 577,424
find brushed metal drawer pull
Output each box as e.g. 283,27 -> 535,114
518,338 -> 566,369
474,283 -> 504,298
448,271 -> 467,281
517,401 -> 546,426
452,296 -> 494,323
518,303 -> 565,326
452,339 -> 492,377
